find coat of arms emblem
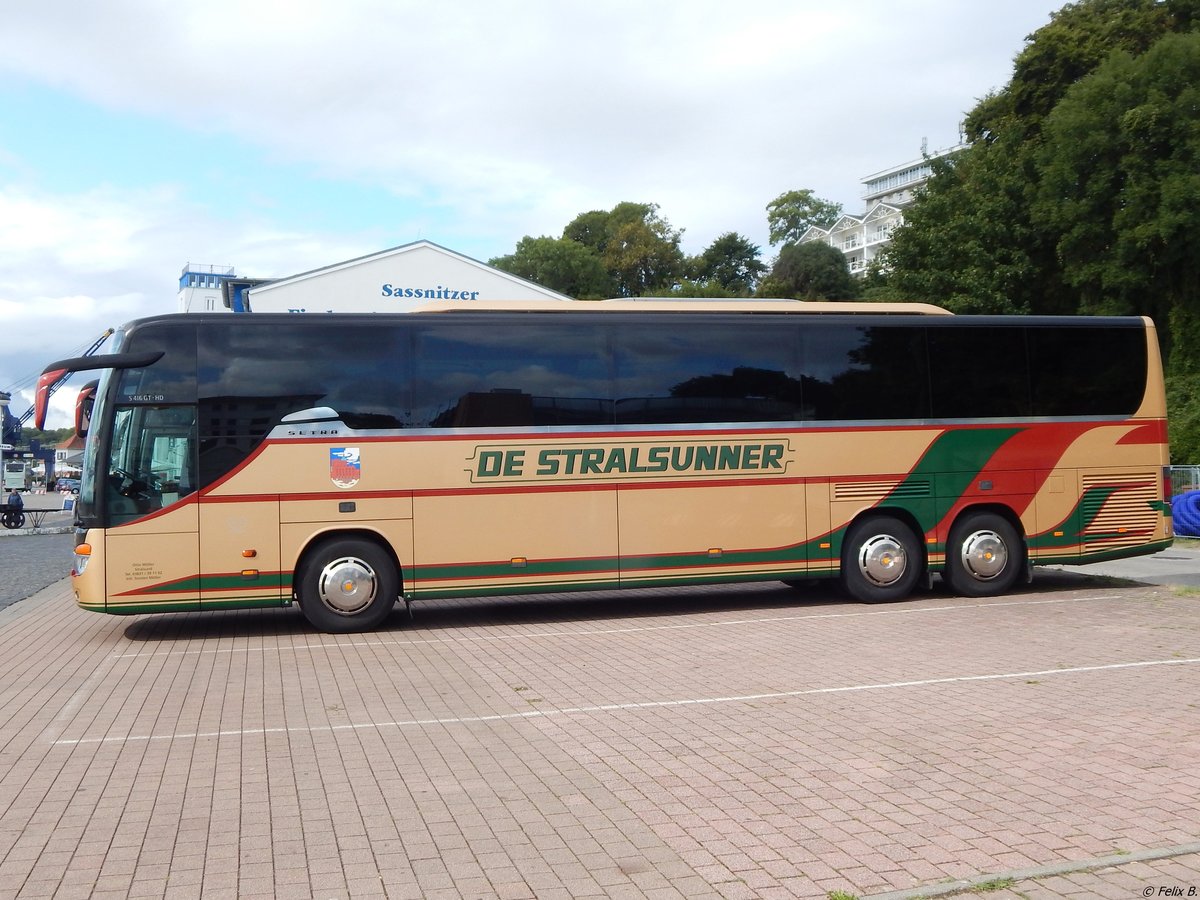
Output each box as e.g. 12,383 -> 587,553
329,447 -> 361,488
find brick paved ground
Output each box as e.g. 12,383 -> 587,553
0,568 -> 1197,899
0,528 -> 74,611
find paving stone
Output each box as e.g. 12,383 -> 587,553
1,555 -> 1199,897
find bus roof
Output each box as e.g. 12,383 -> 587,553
405,298 -> 953,315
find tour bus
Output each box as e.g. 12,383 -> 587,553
37,300 -> 1172,633
3,460 -> 33,492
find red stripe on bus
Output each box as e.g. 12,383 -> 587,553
1116,421 -> 1168,445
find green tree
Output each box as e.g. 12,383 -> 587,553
20,426 -> 72,447
489,236 -> 614,299
691,232 -> 767,295
1167,302 -> 1200,462
880,0 -> 1200,457
1003,0 -> 1183,129
561,209 -> 613,254
881,0 -> 1198,320
964,0 -> 1193,146
874,140 -> 1056,314
758,242 -> 856,300
1035,30 -> 1200,350
605,218 -> 684,296
643,278 -> 737,299
562,202 -> 685,296
765,189 -> 842,246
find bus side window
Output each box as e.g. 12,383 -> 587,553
929,326 -> 1030,419
414,323 -> 613,428
613,323 -> 802,425
800,324 -> 930,422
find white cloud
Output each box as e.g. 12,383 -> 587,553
0,184 -> 381,428
1,1 -> 1054,247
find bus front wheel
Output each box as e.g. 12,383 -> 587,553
841,515 -> 921,603
944,512 -> 1022,598
297,537 -> 399,633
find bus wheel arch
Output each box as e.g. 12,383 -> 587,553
840,510 -> 924,603
294,531 -> 403,633
943,507 -> 1025,598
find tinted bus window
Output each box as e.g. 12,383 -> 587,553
929,325 -> 1031,419
413,322 -> 612,428
116,323 -> 197,404
613,322 -> 803,425
1029,325 -> 1146,416
198,322 -> 411,428
197,322 -> 411,485
801,324 -> 930,421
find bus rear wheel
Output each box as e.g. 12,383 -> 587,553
840,515 -> 921,603
297,537 -> 399,633
944,512 -> 1022,597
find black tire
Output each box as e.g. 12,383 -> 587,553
840,515 -> 921,603
1,510 -> 25,530
944,512 -> 1023,598
296,537 -> 399,633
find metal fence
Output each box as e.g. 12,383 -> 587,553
1170,465 -> 1200,497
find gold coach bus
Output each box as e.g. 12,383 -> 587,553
37,300 -> 1173,633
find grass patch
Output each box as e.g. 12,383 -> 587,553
971,877 -> 1016,892
826,892 -> 859,900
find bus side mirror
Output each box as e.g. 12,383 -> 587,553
75,381 -> 98,439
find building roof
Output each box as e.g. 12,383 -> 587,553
248,239 -> 575,302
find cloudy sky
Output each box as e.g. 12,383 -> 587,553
1,0 -> 1066,428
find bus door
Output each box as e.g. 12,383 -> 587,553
102,405 -> 201,613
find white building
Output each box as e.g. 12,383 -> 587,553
800,141 -> 966,275
177,264 -> 238,313
179,240 -> 574,315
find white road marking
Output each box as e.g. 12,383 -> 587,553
53,655 -> 1200,747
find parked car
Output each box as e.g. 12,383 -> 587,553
56,478 -> 80,495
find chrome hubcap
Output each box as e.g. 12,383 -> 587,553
316,557 -> 378,615
959,530 -> 1008,581
857,534 -> 908,586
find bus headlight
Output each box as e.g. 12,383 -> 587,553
73,543 -> 92,577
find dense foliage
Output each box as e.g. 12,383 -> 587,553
873,0 -> 1200,459
20,427 -> 72,448
765,189 -> 842,246
492,203 -> 776,298
758,242 -> 855,300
